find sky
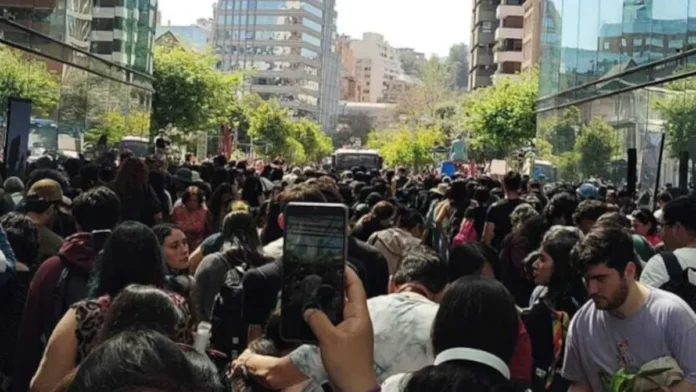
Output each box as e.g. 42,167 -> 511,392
157,0 -> 471,58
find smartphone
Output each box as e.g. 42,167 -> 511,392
91,229 -> 112,256
281,202 -> 348,343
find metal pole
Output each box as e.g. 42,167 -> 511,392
653,133 -> 666,211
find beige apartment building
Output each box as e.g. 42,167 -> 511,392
469,0 -> 525,90
350,32 -> 416,103
521,0 -> 542,74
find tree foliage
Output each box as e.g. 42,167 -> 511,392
0,45 -> 60,117
367,127 -> 446,168
461,71 -> 538,163
447,43 -> 469,91
397,58 -> 456,124
333,112 -> 375,148
574,117 -> 621,179
84,110 -> 151,145
151,45 -> 241,134
246,99 -> 331,164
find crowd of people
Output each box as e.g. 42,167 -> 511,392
0,152 -> 695,392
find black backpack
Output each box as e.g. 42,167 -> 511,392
45,255 -> 90,341
209,253 -> 248,361
659,252 -> 696,311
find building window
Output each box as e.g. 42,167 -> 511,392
502,16 -> 523,28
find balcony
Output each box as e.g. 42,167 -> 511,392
494,50 -> 522,64
473,28 -> 495,46
496,4 -> 524,19
475,7 -> 496,24
472,48 -> 494,66
495,27 -> 523,41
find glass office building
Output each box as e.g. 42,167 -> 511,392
537,0 -> 696,193
0,0 -> 156,154
212,0 -> 340,133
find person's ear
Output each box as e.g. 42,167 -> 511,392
278,213 -> 285,231
625,261 -> 637,281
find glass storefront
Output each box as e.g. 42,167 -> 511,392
537,0 -> 696,199
0,16 -> 154,155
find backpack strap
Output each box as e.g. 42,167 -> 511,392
661,252 -> 683,284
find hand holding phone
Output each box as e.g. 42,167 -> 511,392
304,267 -> 378,392
281,203 -> 348,343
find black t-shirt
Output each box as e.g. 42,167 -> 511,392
241,238 -> 389,326
485,198 -> 523,250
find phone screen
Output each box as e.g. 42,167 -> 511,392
281,203 -> 347,343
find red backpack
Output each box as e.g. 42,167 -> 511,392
452,219 -> 478,247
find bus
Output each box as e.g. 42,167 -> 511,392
118,136 -> 150,158
332,149 -> 383,171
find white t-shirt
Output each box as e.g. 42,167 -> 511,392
640,247 -> 696,287
289,292 -> 438,387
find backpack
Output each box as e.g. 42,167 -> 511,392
209,253 -> 248,361
659,252 -> 696,311
45,255 -> 90,341
452,219 -> 479,247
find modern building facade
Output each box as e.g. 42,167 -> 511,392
536,0 -> 696,191
0,0 -> 156,153
211,0 -> 340,133
350,32 -> 416,103
337,34 -> 361,101
469,0 -> 525,89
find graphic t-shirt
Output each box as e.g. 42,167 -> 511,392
561,286 -> 696,391
289,292 -> 438,386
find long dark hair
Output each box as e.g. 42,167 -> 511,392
260,197 -> 282,245
114,158 -> 148,199
220,210 -> 267,268
542,226 -> 586,309
67,330 -> 198,392
404,277 -> 519,392
97,285 -> 184,344
208,182 -> 235,223
93,221 -> 166,298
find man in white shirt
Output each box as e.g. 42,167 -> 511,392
641,196 -> 696,288
233,245 -> 448,390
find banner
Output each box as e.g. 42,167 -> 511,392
4,98 -> 32,177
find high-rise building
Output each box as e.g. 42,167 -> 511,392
469,0 -> 525,90
521,0 -> 542,74
0,0 -> 156,152
91,0 -> 158,74
212,0 -> 340,133
350,32 -> 416,103
337,35 -> 360,102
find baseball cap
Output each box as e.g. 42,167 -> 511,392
26,179 -> 71,206
576,183 -> 598,200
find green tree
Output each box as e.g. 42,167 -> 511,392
290,118 -> 333,164
538,106 -> 580,155
0,45 -> 60,117
446,43 -> 469,91
84,110 -> 152,145
367,126 -> 445,168
653,66 -> 696,178
151,45 -> 241,134
574,117 -> 621,179
333,112 -> 375,148
397,58 -> 456,124
247,99 -> 292,157
462,71 -> 538,163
